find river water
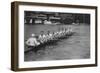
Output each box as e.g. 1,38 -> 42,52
24,24 -> 90,61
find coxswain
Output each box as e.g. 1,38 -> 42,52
26,34 -> 40,47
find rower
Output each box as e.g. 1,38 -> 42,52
63,28 -> 67,35
57,28 -> 63,38
65,28 -> 69,35
38,31 -> 46,43
61,27 -> 65,36
54,31 -> 59,39
46,31 -> 53,41
51,31 -> 56,40
68,27 -> 73,35
26,34 -> 40,47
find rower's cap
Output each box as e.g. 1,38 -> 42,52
31,33 -> 35,37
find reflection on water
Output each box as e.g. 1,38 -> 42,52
24,24 -> 90,61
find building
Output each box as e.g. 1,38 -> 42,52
24,11 -> 90,25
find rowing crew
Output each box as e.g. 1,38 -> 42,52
26,27 -> 73,47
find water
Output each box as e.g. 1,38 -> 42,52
24,24 -> 90,61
